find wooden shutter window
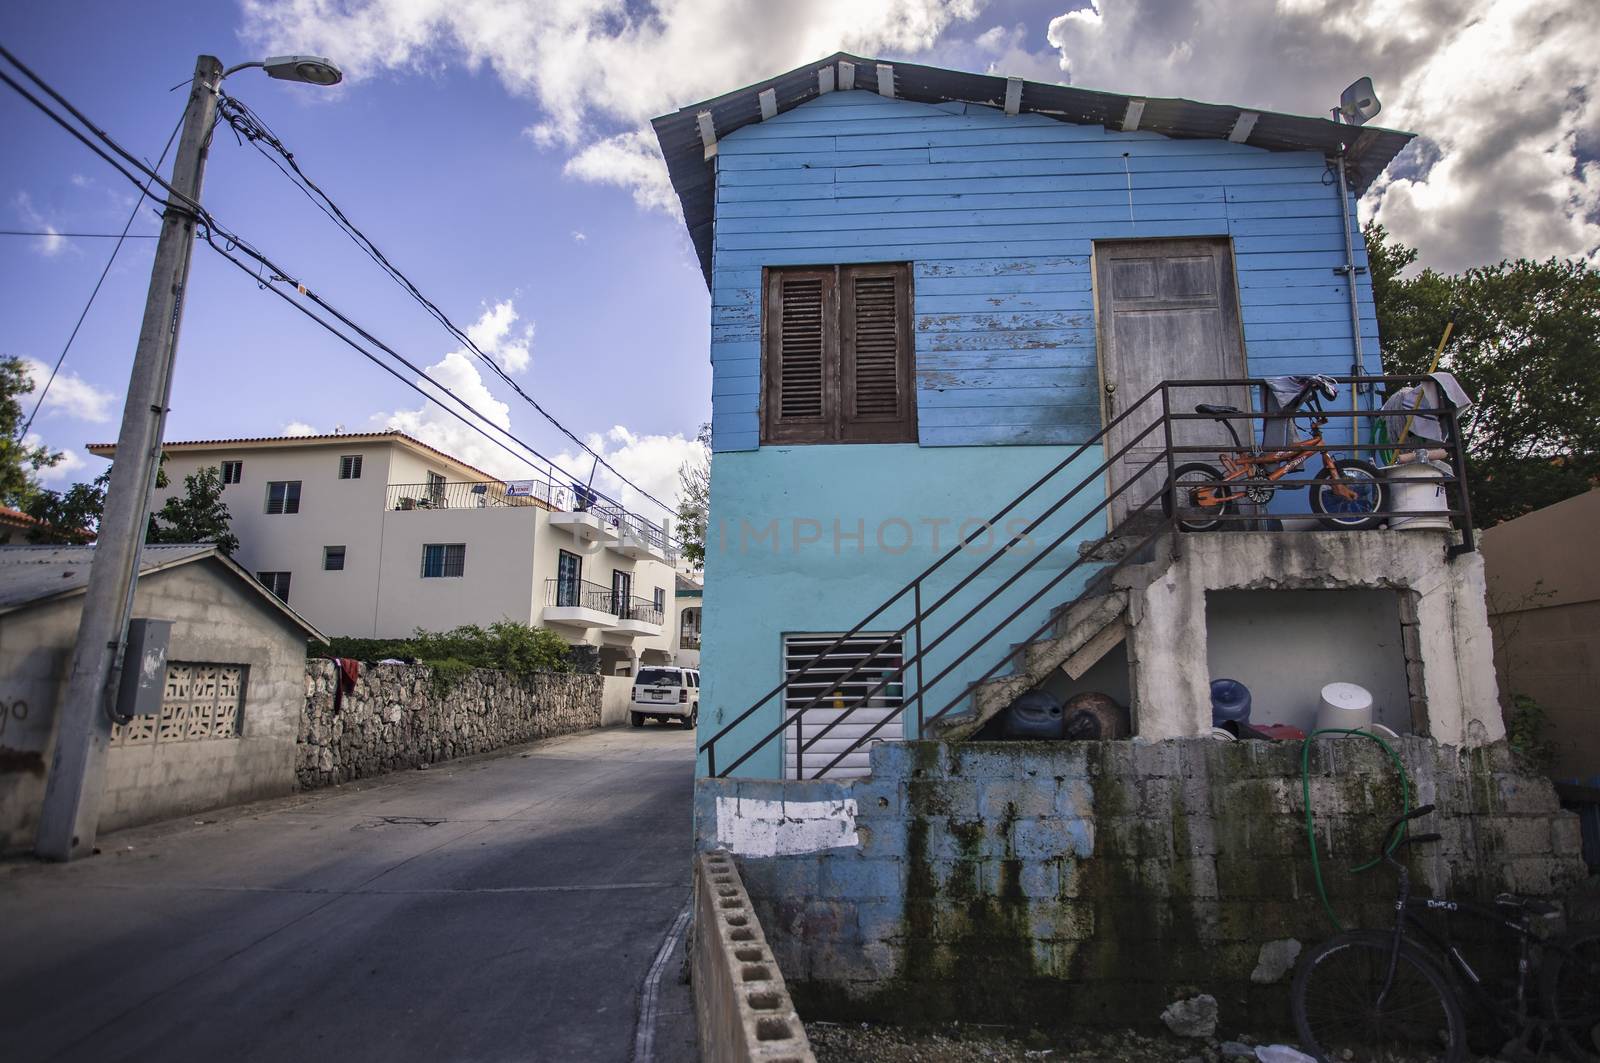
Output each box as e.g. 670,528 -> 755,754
841,264 -> 914,442
763,269 -> 835,444
761,264 -> 914,445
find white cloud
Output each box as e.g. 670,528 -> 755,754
1041,0 -> 1600,272
25,434 -> 90,485
240,0 -> 988,214
571,230 -> 587,243
283,421 -> 320,436
562,130 -> 680,217
464,298 -> 534,374
13,192 -> 65,257
553,424 -> 701,516
21,357 -> 114,422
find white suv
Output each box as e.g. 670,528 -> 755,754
629,666 -> 700,728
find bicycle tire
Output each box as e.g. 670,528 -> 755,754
1540,923 -> 1600,1061
1292,930 -> 1468,1063
1162,461 -> 1234,532
1310,458 -> 1390,531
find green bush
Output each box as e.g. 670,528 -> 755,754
314,621 -> 574,685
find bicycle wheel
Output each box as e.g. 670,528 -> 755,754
1311,458 -> 1390,531
1541,924 -> 1600,1061
1162,462 -> 1234,532
1292,931 -> 1468,1063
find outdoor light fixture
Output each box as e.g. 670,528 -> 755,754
223,55 -> 344,86
1334,76 -> 1381,125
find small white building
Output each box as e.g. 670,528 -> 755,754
88,432 -> 681,676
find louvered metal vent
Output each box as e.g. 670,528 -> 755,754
782,633 -> 904,779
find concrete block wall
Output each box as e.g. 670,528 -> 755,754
695,737 -> 1586,1030
299,661 -> 602,787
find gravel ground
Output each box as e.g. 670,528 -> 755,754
807,1022 -> 1517,1062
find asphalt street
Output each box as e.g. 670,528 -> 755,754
0,725 -> 699,1063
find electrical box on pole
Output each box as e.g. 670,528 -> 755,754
114,619 -> 172,719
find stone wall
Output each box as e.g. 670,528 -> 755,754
300,661 -> 602,788
695,737 -> 1587,1030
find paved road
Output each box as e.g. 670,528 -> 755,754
0,726 -> 699,1063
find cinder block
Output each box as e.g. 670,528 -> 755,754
1014,817 -> 1093,861
1131,741 -> 1180,777
1054,777 -> 1095,818
854,899 -> 906,944
978,777 -> 1058,820
819,855 -> 903,900
1493,775 -> 1559,815
1018,859 -> 1060,899
1552,813 -> 1583,857
856,818 -> 908,860
906,778 -> 979,818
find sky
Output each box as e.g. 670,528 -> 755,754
3,0 -> 1596,524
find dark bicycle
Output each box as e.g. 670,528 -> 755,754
1291,804 -> 1600,1062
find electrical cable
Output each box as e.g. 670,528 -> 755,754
0,45 -> 683,540
212,91 -> 677,518
19,114 -> 183,439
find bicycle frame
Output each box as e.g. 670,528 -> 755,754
1393,895 -> 1544,1035
1193,391 -> 1360,507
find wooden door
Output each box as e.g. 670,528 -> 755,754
1095,239 -> 1248,524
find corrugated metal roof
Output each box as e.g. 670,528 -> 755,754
0,543 -> 324,639
651,52 -> 1416,287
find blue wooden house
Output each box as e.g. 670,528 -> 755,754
652,55 -> 1417,780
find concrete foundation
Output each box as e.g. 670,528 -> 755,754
695,737 -> 1584,1030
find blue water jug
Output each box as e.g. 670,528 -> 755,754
1210,678 -> 1252,727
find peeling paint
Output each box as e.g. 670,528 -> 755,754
715,795 -> 860,857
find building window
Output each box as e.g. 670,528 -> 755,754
323,546 -> 346,571
421,543 -> 466,578
339,454 -> 363,480
110,663 -> 247,746
556,550 -> 582,606
612,569 -> 632,615
653,587 -> 666,612
257,571 -> 291,601
221,460 -> 243,484
426,470 -> 446,507
762,263 -> 915,445
266,480 -> 301,515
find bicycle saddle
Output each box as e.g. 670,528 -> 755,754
1195,403 -> 1243,418
1495,894 -> 1559,916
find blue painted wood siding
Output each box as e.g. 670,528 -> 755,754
709,90 -> 1379,452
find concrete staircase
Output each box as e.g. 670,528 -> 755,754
928,536 -> 1178,741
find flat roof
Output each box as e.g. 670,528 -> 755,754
86,431 -> 500,484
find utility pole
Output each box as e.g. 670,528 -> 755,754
34,55 -> 223,861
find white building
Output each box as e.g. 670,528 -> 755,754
88,432 -> 681,676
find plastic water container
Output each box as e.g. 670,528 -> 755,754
1001,691 -> 1064,739
1210,678 -> 1252,727
1382,459 -> 1454,530
1316,682 -> 1374,732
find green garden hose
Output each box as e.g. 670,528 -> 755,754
1300,727 -> 1413,931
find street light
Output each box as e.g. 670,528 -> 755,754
226,55 -> 344,86
34,53 -> 340,862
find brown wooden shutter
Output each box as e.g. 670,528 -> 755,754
762,268 -> 836,444
840,263 -> 915,443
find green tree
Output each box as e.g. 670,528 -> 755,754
674,422 -> 710,570
0,356 -> 62,507
1367,223 -> 1600,525
22,470 -> 108,543
146,465 -> 240,555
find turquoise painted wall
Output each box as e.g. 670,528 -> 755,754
698,443 -> 1108,778
698,88 -> 1384,777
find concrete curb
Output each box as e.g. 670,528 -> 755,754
693,850 -> 815,1063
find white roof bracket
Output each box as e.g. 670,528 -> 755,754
817,65 -> 835,94
758,88 -> 777,121
838,60 -> 855,91
876,63 -> 895,98
696,110 -> 717,160
1004,76 -> 1023,116
1228,110 -> 1259,143
1121,99 -> 1145,132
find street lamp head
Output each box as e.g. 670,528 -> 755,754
260,55 -> 343,86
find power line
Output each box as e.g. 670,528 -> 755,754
0,45 -> 681,537
0,229 -> 160,238
214,91 -> 677,517
20,116 -> 182,439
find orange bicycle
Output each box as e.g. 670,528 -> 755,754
1163,375 -> 1390,532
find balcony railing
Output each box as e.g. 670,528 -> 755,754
544,577 -> 617,613
388,475 -> 677,562
619,595 -> 664,626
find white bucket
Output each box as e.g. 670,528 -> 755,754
1316,682 -> 1374,732
1382,459 -> 1454,530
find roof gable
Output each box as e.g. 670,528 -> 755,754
652,52 -> 1414,287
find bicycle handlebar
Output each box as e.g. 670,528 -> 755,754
1377,804 -> 1437,861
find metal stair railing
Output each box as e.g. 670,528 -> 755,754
699,381 -> 1172,778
